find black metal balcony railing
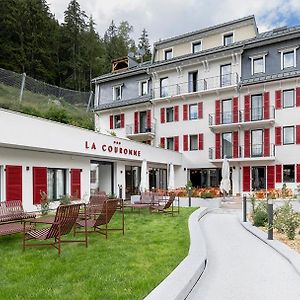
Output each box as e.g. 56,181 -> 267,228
126,123 -> 156,135
209,143 -> 275,160
208,106 -> 275,126
152,73 -> 238,99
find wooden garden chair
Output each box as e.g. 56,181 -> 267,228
75,199 -> 120,239
150,193 -> 179,216
23,203 -> 87,256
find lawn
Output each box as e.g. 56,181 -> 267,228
0,208 -> 195,300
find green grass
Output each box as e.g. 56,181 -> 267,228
0,208 -> 195,300
0,83 -> 94,130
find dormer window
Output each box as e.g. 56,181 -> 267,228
192,41 -> 202,53
164,49 -> 173,60
139,80 -> 148,96
250,54 -> 267,75
223,33 -> 234,46
113,85 -> 122,101
279,47 -> 298,70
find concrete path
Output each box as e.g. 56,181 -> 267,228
187,209 -> 300,300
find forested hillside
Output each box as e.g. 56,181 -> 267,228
0,0 -> 152,92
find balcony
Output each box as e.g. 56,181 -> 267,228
209,143 -> 276,162
152,73 -> 238,101
126,122 -> 156,142
209,106 -> 275,132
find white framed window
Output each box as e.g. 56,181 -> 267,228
166,137 -> 174,150
283,165 -> 295,182
189,135 -> 198,151
192,40 -> 202,53
279,47 -> 298,70
189,104 -> 198,120
139,80 -> 148,96
283,89 -> 294,108
113,85 -> 123,101
164,48 -> 173,60
47,169 -> 67,201
160,77 -> 168,97
283,126 -> 295,145
223,32 -> 234,46
114,114 -> 121,129
166,107 -> 174,122
250,55 -> 266,75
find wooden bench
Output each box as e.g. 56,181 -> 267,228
0,201 -> 36,236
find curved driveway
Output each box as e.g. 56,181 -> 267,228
187,210 -> 300,300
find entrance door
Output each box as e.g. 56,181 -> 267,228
125,166 -> 141,198
252,166 -> 266,191
90,161 -> 114,195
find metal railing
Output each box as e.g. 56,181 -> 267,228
152,73 -> 238,99
126,122 -> 156,135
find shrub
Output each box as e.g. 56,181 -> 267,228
44,106 -> 69,124
40,191 -> 50,215
285,212 -> 299,240
253,201 -> 268,227
200,191 -> 213,199
274,202 -> 293,233
59,194 -> 71,205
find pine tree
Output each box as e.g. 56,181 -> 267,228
138,28 -> 152,62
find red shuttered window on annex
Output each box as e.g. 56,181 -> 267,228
267,166 -> 275,189
243,166 -> 251,192
6,165 -> 22,202
33,167 -> 47,205
71,169 -> 81,199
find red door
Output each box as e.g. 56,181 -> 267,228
6,165 -> 22,202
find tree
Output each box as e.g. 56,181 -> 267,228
138,28 -> 152,62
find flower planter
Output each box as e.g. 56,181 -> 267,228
178,197 -> 222,208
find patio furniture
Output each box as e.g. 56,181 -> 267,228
75,199 -> 119,239
150,193 -> 179,216
23,203 -> 87,256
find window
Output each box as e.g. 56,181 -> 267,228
222,99 -> 232,124
47,169 -> 66,201
223,33 -> 233,46
166,107 -> 174,122
113,85 -> 122,101
283,126 -> 295,144
222,132 -> 232,158
160,77 -> 168,97
190,135 -> 198,151
164,49 -> 173,60
220,64 -> 232,87
251,129 -> 263,157
283,89 -> 294,108
0,166 -> 2,201
114,115 -> 121,129
192,41 -> 202,53
140,81 -> 148,96
252,57 -> 264,74
282,51 -> 295,69
283,165 -> 295,182
251,94 -> 263,121
188,71 -> 198,92
189,104 -> 198,120
166,137 -> 174,150
139,111 -> 147,133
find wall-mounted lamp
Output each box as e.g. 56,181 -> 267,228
26,166 -> 30,171
120,170 -> 123,174
184,168 -> 186,171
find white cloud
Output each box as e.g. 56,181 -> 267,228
47,0 -> 300,44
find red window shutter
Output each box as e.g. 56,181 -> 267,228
244,130 -> 250,158
276,164 -> 282,183
243,166 -> 251,192
275,127 -> 282,145
183,104 -> 188,120
71,169 -> 81,199
233,97 -> 238,123
6,165 -> 22,202
160,137 -> 165,148
215,133 -> 221,159
233,131 -> 239,158
198,102 -> 203,119
198,133 -> 204,150
120,113 -> 125,128
174,106 -> 179,122
296,88 -> 300,107
267,166 -> 275,189
183,135 -> 188,151
134,111 -> 139,133
33,167 -> 47,205
244,95 -> 250,122
215,100 -> 220,125
296,125 -> 300,144
110,115 -> 114,129
160,108 -> 165,123
263,92 -> 270,120
174,136 -> 179,151
275,90 -> 282,109
296,164 -> 300,183
146,110 -> 151,129
263,128 -> 270,157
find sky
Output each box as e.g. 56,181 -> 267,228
47,0 -> 300,44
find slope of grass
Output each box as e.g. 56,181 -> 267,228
0,208 -> 195,300
0,83 -> 94,130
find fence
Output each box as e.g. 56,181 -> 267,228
0,67 -> 94,111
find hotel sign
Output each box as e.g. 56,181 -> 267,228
85,140 -> 141,157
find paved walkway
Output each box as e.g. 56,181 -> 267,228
187,208 -> 300,300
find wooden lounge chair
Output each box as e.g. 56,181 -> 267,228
75,199 -> 119,239
23,203 -> 87,256
150,193 -> 179,216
